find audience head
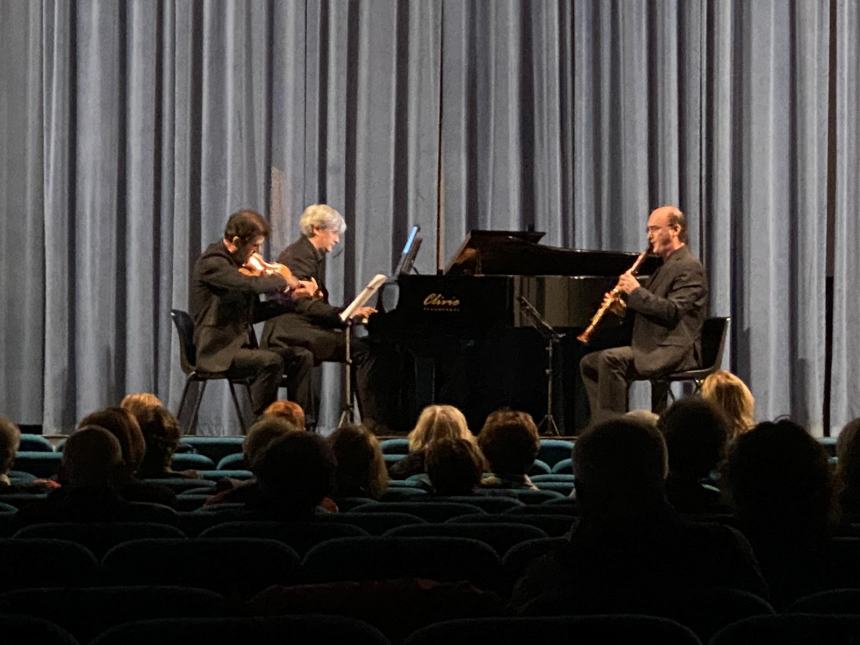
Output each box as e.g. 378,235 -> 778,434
425,437 -> 484,496
60,426 -> 123,487
79,407 -> 146,476
478,409 -> 539,477
573,417 -> 668,519
701,370 -> 755,440
135,406 -> 182,477
329,424 -> 388,499
837,418 -> 860,496
725,419 -> 834,538
625,409 -> 660,428
120,392 -> 163,419
262,400 -> 306,428
659,398 -> 729,481
0,416 -> 21,477
408,405 -> 473,453
254,432 -> 337,517
244,416 -> 302,470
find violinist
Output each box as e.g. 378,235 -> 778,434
190,209 -> 315,420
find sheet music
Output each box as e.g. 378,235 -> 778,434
340,273 -> 388,322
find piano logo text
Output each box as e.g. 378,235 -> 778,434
423,293 -> 461,311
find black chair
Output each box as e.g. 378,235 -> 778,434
13,522 -> 186,558
89,615 -> 390,645
0,614 -> 80,645
200,520 -> 369,556
0,538 -> 99,591
384,522 -> 546,557
640,316 -> 730,412
301,536 -> 503,591
101,537 -> 300,598
170,309 -> 253,434
710,613 -> 860,645
403,615 -> 702,645
0,585 -> 226,644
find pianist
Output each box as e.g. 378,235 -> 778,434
261,204 -> 397,432
579,205 -> 708,421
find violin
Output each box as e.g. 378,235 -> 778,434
239,252 -> 297,285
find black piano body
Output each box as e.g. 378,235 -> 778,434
368,231 -> 660,435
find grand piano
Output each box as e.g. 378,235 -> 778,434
368,231 -> 660,434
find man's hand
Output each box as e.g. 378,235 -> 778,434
351,305 -> 377,323
616,270 -> 640,295
289,278 -> 318,300
602,291 -> 626,317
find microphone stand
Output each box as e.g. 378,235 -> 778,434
518,295 -> 563,436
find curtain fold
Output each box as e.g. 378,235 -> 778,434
0,0 -> 853,435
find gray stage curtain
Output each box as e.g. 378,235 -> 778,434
831,0 -> 860,433
0,0 -> 856,435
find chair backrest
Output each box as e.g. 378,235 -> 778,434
0,585 -> 226,643
170,309 -> 197,373
200,520 -> 369,555
89,615 -> 390,645
13,522 -> 186,558
0,614 -> 80,645
0,538 -> 99,591
384,522 -> 547,557
403,615 -> 702,645
302,536 -> 503,591
19,434 -> 55,453
700,316 -> 730,370
102,537 -> 300,597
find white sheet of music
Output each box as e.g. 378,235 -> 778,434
339,273 -> 388,322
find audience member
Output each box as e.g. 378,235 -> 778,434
389,405 -> 474,479
836,417 -> 860,521
205,416 -> 302,506
701,370 -> 755,440
263,399 -> 306,429
251,432 -> 337,519
478,410 -> 539,490
78,407 -> 176,506
725,419 -> 835,606
329,424 -> 388,500
511,417 -> 767,613
0,417 -> 58,494
18,426 -> 141,523
625,408 -> 660,428
135,406 -> 198,479
659,398 -> 730,514
425,437 -> 484,495
119,391 -> 163,418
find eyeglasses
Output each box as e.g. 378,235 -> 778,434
646,224 -> 677,234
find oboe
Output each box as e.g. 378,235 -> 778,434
576,247 -> 650,344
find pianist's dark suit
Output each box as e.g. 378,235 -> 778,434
580,244 -> 707,418
261,236 -> 397,431
191,241 -> 314,416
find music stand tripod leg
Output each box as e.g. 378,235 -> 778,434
337,319 -> 356,428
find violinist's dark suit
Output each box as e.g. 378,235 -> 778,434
580,244 -> 707,418
191,241 -> 313,416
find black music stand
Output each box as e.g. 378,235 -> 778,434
337,318 -> 357,428
518,295 -> 563,436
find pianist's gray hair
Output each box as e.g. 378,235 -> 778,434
299,203 -> 347,238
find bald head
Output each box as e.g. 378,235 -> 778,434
647,205 -> 687,257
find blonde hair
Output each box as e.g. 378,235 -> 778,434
408,405 -> 474,452
263,400 -> 306,428
120,392 -> 163,419
299,203 -> 346,237
701,370 -> 755,440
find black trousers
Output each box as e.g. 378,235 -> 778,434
228,346 -> 314,417
262,317 -> 398,431
579,346 -> 672,423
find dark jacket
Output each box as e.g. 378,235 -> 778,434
190,241 -> 287,372
627,245 -> 707,377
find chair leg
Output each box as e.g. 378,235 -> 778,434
227,380 -> 249,435
176,377 -> 193,428
188,381 -> 207,436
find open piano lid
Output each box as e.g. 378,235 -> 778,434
445,229 -> 659,277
